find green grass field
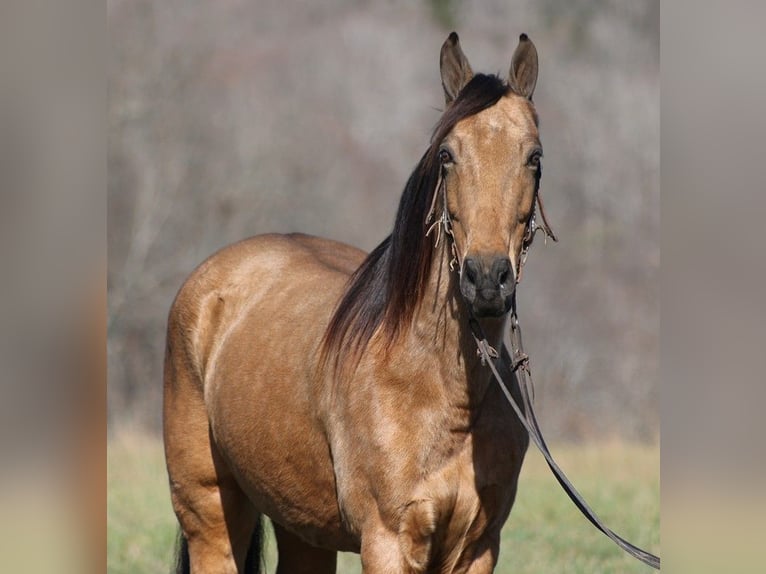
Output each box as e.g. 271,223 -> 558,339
108,432 -> 659,573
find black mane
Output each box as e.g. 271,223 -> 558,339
321,74 -> 511,367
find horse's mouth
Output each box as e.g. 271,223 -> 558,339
460,283 -> 513,317
466,291 -> 514,318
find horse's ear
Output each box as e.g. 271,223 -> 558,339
440,32 -> 474,105
509,33 -> 538,100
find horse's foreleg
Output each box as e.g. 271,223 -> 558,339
273,522 -> 337,574
358,508 -> 501,574
359,523 -> 409,574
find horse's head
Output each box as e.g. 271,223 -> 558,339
436,33 -> 542,318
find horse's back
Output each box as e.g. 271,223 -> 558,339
173,232 -> 364,314
167,233 -> 363,380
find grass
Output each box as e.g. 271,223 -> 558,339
108,432 -> 659,573
107,432 -> 178,574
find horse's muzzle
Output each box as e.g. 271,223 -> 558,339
459,254 -> 515,317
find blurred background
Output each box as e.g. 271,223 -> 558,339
108,0 -> 659,442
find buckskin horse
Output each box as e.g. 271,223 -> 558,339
164,32 -> 548,573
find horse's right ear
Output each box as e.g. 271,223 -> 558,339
509,33 -> 538,100
440,32 -> 474,105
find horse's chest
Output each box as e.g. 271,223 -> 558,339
331,379 -> 528,564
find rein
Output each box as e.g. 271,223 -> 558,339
427,172 -> 661,570
470,310 -> 661,570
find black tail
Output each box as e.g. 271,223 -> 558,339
174,517 -> 264,574
175,531 -> 190,574
244,517 -> 264,574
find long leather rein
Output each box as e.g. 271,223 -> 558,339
426,172 -> 661,570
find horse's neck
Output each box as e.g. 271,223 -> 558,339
410,241 -> 508,409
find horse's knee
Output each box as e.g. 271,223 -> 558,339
360,524 -> 404,574
398,499 -> 438,572
359,503 -> 440,574
185,533 -> 237,574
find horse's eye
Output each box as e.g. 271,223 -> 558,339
438,148 -> 454,165
527,149 -> 542,169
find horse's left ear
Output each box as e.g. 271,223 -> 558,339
509,33 -> 538,100
440,32 -> 474,105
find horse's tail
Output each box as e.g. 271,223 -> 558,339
174,530 -> 189,574
174,517 -> 264,574
244,517 -> 264,574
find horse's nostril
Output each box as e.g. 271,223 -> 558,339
491,258 -> 512,287
464,258 -> 480,285
463,255 -> 513,295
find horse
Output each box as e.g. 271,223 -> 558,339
164,31 -> 546,573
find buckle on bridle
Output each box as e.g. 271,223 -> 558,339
517,190 -> 557,284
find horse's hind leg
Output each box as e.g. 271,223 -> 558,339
164,347 -> 258,573
273,522 -> 337,574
